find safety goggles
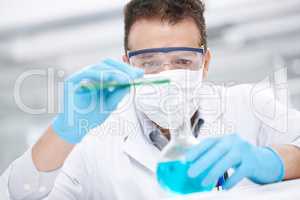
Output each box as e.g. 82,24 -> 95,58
128,47 -> 205,74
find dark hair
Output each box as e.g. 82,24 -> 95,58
124,0 -> 207,53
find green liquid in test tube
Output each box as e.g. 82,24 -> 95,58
80,77 -> 170,91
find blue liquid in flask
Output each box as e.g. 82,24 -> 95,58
157,160 -> 215,194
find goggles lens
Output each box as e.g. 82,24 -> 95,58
128,47 -> 204,74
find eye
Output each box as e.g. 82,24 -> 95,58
174,59 -> 192,66
141,61 -> 159,68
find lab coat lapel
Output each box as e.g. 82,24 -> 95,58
118,95 -> 160,173
122,128 -> 160,173
196,85 -> 227,139
119,85 -> 226,173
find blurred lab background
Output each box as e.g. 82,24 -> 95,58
0,0 -> 300,173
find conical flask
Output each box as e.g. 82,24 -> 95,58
156,118 -> 216,194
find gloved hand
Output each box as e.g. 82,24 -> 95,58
52,59 -> 144,144
186,134 -> 285,190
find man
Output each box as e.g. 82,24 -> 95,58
2,0 -> 300,199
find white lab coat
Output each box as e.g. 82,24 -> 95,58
2,84 -> 300,200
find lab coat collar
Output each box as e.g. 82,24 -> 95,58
122,128 -> 161,173
121,109 -> 207,173
135,111 -> 158,144
197,83 -> 225,124
118,96 -> 160,173
120,85 -> 225,173
138,110 -> 204,142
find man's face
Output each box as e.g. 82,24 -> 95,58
123,17 -> 211,78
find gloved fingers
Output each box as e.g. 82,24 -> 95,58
107,68 -> 136,85
69,70 -> 129,96
72,64 -> 142,94
68,67 -> 112,85
187,137 -> 232,178
104,87 -> 130,111
185,137 -> 219,162
103,58 -> 144,79
99,61 -> 142,85
201,150 -> 241,187
223,165 -> 247,190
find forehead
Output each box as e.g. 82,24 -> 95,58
128,17 -> 201,51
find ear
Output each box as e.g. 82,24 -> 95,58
122,55 -> 130,64
203,48 -> 212,79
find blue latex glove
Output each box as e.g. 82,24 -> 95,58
186,134 -> 285,190
52,59 -> 144,144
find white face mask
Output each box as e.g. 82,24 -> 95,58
134,69 -> 203,130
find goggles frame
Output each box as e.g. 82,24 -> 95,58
128,47 -> 205,58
